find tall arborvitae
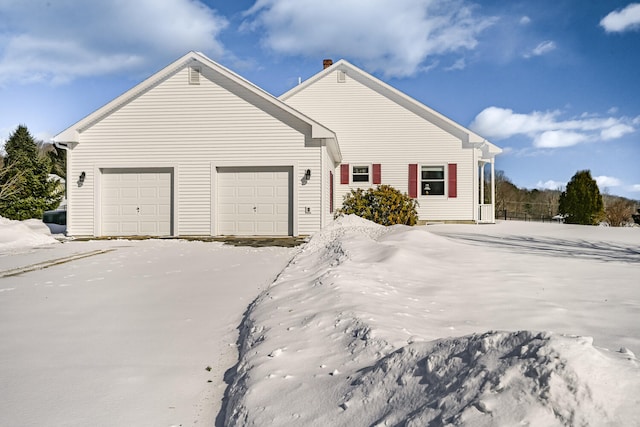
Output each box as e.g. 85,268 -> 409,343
558,170 -> 605,225
0,125 -> 62,220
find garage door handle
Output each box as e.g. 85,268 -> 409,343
253,206 -> 257,212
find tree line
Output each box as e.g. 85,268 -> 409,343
492,170 -> 639,227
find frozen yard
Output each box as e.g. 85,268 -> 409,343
1,216 -> 639,426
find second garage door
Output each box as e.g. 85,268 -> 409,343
217,167 -> 292,236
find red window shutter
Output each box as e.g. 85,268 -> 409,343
329,171 -> 334,213
408,164 -> 418,198
448,163 -> 457,198
340,164 -> 349,184
372,164 -> 381,184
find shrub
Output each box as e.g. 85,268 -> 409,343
605,198 -> 634,227
337,185 -> 418,226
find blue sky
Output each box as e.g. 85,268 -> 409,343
1,0 -> 639,199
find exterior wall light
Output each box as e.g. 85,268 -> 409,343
305,169 -> 311,180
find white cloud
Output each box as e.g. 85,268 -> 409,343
600,3 -> 640,33
528,40 -> 557,57
0,0 -> 228,85
446,58 -> 467,71
595,175 -> 622,188
600,123 -> 634,140
242,0 -> 497,77
536,180 -> 565,190
470,107 -> 560,140
470,106 -> 638,148
607,106 -> 619,114
520,16 -> 531,25
534,130 -> 587,148
629,184 -> 640,192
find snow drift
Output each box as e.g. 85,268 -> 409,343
0,216 -> 59,252
224,216 -> 640,426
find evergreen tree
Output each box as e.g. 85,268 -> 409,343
0,125 -> 62,220
558,170 -> 604,225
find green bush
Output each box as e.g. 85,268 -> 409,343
337,185 -> 418,226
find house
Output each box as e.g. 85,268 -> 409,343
281,59 -> 501,225
54,51 -> 500,238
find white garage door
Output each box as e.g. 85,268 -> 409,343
217,167 -> 292,236
101,168 -> 172,236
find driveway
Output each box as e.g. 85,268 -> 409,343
0,239 -> 295,427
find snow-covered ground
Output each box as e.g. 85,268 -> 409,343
224,216 -> 640,426
1,216 -> 639,426
0,217 -> 295,426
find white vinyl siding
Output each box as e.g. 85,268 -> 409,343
67,65 -> 323,236
284,68 -> 473,221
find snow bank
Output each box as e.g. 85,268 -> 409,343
225,216 -> 640,426
0,216 -> 59,252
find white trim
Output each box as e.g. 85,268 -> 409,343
320,146 -> 325,229
350,163 -> 372,186
419,164 -> 446,198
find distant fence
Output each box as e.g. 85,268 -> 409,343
497,210 -> 561,223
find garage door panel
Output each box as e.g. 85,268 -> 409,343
256,204 -> 274,215
217,167 -> 291,236
237,222 -> 256,233
256,223 -> 274,233
119,187 -> 138,199
139,205 -> 158,215
238,187 -> 255,197
139,188 -> 158,198
120,222 -> 139,233
257,187 -> 274,197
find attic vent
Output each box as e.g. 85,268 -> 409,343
337,70 -> 346,83
189,66 -> 201,85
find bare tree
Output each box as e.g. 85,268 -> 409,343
604,197 -> 634,226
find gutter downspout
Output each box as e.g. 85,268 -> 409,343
53,140 -> 72,234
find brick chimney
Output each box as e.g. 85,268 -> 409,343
323,59 -> 333,69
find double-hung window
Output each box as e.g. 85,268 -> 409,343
421,166 -> 445,195
352,165 -> 370,183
